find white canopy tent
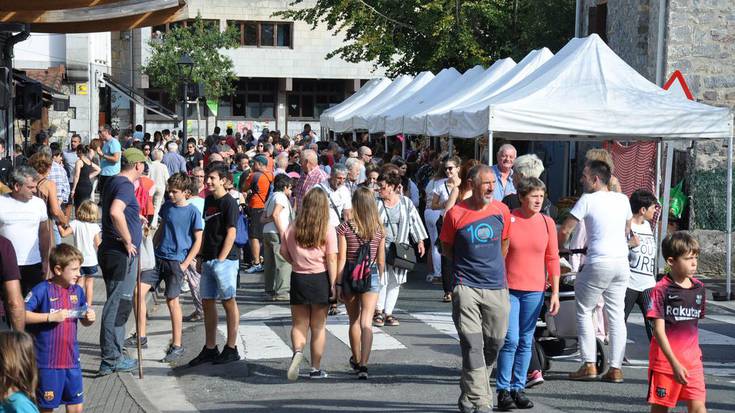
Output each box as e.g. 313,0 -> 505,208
330,74 -> 415,133
364,72 -> 437,133
320,78 -> 392,131
350,72 -> 435,131
375,68 -> 461,134
386,65 -> 487,135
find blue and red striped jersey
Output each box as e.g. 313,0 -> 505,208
25,281 -> 86,369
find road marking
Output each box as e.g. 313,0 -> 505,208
704,314 -> 735,325
626,359 -> 735,377
218,305 -> 293,360
628,313 -> 735,346
409,311 -> 459,341
325,314 -> 406,350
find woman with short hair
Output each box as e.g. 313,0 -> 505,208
495,177 -> 561,410
336,187 -> 386,379
280,188 -> 337,380
373,169 -> 427,327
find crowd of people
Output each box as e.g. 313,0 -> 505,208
0,124 -> 708,413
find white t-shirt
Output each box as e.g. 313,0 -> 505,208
0,195 -> 48,265
263,192 -> 292,234
430,178 -> 451,209
70,220 -> 101,267
315,180 -> 352,228
426,178 -> 448,210
628,221 -> 656,291
569,191 -> 632,263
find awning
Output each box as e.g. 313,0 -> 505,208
0,0 -> 186,34
103,73 -> 178,122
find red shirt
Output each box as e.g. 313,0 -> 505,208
505,210 -> 560,291
647,275 -> 706,374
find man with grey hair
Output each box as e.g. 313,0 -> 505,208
162,141 -> 187,175
344,157 -> 363,195
293,149 -> 328,210
0,165 -> 50,295
440,164 -> 511,413
502,154 -> 557,219
492,143 -> 517,201
274,152 -> 288,176
149,149 -> 170,228
315,164 -> 352,228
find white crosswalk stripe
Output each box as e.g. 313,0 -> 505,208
218,304 -> 293,360
628,313 -> 735,346
408,311 -> 458,341
326,313 -> 406,350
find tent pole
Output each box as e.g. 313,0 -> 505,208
658,142 -> 674,271
487,130 -> 494,166
449,136 -> 454,157
401,136 -> 406,159
474,137 -> 479,160
654,140 -> 663,276
352,131 -> 357,142
384,134 -> 388,154
726,130 -> 733,298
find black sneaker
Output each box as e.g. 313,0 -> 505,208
511,389 -> 534,409
188,346 -> 219,367
124,334 -> 147,349
349,356 -> 360,372
309,369 -> 328,379
357,365 -> 368,380
496,390 -> 515,411
161,344 -> 185,363
213,345 -> 241,364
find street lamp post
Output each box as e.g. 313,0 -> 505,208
177,53 -> 194,154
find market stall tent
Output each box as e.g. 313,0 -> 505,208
320,78 -> 391,131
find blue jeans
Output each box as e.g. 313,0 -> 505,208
495,290 -> 544,391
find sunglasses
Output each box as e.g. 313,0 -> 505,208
445,166 -> 455,171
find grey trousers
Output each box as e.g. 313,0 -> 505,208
452,285 -> 510,410
263,232 -> 291,296
98,247 -> 138,366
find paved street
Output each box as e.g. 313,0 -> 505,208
124,268 -> 735,413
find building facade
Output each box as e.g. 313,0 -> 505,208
581,0 -> 735,277
111,0 -> 384,139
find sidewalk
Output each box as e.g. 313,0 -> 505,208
78,284 -> 159,413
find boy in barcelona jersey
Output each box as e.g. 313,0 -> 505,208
646,231 -> 707,413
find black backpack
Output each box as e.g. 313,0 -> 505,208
345,222 -> 374,293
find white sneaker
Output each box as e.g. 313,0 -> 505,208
309,368 -> 328,379
287,351 -> 303,381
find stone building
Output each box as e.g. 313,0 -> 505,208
111,0 -> 384,138
581,0 -> 734,277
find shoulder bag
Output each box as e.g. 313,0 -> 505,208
383,198 -> 417,271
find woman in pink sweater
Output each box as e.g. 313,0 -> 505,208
495,177 -> 561,410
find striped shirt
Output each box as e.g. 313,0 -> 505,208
293,167 -> 329,210
336,221 -> 383,263
25,281 -> 86,369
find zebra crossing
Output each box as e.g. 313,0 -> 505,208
217,304 -> 735,378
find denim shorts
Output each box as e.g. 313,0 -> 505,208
80,265 -> 100,277
200,259 -> 238,300
342,266 -> 380,295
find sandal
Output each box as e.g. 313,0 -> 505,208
328,304 -> 339,316
373,312 -> 385,327
442,293 -> 452,303
349,356 -> 360,372
384,315 -> 400,326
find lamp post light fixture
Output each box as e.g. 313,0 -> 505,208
177,53 -> 194,153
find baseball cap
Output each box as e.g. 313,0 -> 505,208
253,155 -> 268,165
123,148 -> 147,164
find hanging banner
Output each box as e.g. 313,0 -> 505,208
206,99 -> 219,116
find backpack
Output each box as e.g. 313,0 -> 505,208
344,222 -> 374,293
234,205 -> 250,248
249,172 -> 273,205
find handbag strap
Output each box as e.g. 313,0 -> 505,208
381,198 -> 399,240
320,183 -> 342,222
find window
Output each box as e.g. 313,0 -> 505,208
151,19 -> 219,38
143,89 -> 175,116
288,79 -> 345,119
227,21 -> 293,48
219,78 -> 277,119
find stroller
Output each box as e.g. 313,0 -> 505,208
533,249 -> 608,373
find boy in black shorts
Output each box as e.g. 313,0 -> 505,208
125,173 -> 203,362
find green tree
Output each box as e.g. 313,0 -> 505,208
142,15 -> 240,103
276,0 -> 575,77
